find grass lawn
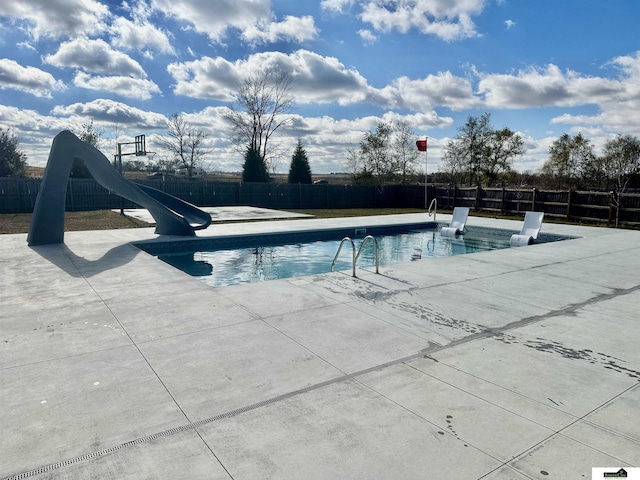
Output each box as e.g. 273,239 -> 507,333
0,208 -> 430,235
0,210 -> 151,235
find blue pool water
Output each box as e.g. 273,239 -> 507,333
149,225 -> 571,287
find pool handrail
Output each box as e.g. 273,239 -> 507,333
331,235 -> 380,277
428,198 -> 437,221
331,237 -> 356,277
355,235 -> 380,275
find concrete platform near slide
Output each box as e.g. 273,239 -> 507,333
115,206 -> 312,224
1,211 -> 639,479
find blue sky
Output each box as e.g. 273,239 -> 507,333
1,0 -> 640,174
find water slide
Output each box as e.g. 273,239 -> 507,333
27,131 -> 211,246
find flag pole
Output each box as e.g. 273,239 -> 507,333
424,136 -> 428,209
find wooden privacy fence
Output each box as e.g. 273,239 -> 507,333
433,185 -> 640,227
0,178 -> 387,213
1,177 -> 639,227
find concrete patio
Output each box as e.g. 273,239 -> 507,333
1,211 -> 639,479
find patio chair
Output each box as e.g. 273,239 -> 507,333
510,211 -> 544,246
440,207 -> 469,236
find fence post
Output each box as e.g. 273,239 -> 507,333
566,190 -> 572,221
15,177 -> 22,213
474,186 -> 480,211
532,188 -> 536,211
452,184 -> 457,209
607,191 -> 614,226
68,178 -> 75,212
501,186 -> 506,215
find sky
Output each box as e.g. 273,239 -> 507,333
1,0 -> 640,175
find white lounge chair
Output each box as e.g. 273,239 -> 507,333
440,207 -> 469,236
510,211 -> 544,246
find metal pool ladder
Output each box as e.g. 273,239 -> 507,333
428,198 -> 437,221
331,235 -> 380,277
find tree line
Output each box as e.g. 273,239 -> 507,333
2,70 -> 639,194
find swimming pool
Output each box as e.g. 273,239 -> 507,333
137,224 -> 573,287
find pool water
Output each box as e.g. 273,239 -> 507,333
156,227 -> 535,287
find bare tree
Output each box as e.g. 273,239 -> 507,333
70,120 -> 104,177
223,70 -> 293,171
442,140 -> 466,185
344,146 -> 361,181
450,113 -> 494,186
391,120 -> 420,184
445,113 -> 524,186
76,120 -> 103,147
541,133 -> 594,189
601,135 -> 640,227
157,114 -> 209,178
351,121 -> 421,185
483,127 -> 524,186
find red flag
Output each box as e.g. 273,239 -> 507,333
416,139 -> 427,151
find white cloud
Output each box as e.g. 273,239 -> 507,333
151,0 -> 270,43
320,0 -> 355,13
0,59 -> 66,97
344,0 -> 487,41
110,16 -> 176,56
73,72 -> 161,99
151,0 -> 317,45
17,41 -> 37,52
0,0 -> 109,39
477,64 -> 624,108
285,50 -> 385,106
0,104 -> 87,163
357,29 -> 377,44
168,49 -> 399,107
392,71 -> 481,111
167,57 -> 241,102
44,38 -> 147,78
471,53 -> 640,155
0,104 -> 67,134
241,15 -> 319,45
551,100 -> 640,136
51,98 -> 167,127
504,19 -> 516,29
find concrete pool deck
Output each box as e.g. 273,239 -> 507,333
1,211 -> 639,479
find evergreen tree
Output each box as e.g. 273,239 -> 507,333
0,128 -> 27,177
288,140 -> 312,183
242,145 -> 269,182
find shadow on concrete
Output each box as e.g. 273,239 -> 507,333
30,243 -> 141,278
